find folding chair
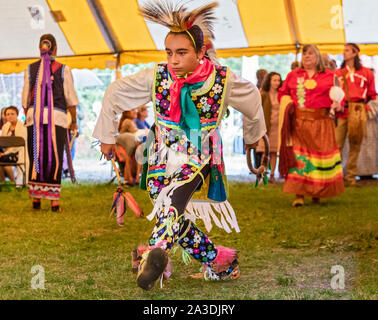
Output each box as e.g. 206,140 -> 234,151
0,136 -> 27,188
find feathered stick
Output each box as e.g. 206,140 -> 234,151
110,185 -> 126,227
109,157 -> 143,227
124,192 -> 143,218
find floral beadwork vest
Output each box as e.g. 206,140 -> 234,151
141,63 -> 229,203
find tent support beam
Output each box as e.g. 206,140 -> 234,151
115,54 -> 121,80
284,0 -> 302,59
87,0 -> 122,54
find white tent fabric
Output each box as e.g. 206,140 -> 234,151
1,0 -> 378,74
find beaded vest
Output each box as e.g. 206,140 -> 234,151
143,63 -> 229,202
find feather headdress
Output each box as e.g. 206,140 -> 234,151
139,0 -> 218,41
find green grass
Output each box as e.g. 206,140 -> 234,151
0,180 -> 377,300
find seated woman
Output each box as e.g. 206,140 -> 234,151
0,107 -> 11,182
0,106 -> 28,187
135,105 -> 150,130
116,109 -> 142,185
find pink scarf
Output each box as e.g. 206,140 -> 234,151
167,58 -> 214,123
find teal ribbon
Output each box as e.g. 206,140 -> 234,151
179,81 -> 204,151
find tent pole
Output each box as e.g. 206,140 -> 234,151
115,53 -> 121,80
295,41 -> 301,61
284,0 -> 301,59
87,0 -> 121,53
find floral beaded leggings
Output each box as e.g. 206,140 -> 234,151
149,164 -> 218,264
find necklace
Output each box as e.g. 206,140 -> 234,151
304,79 -> 317,90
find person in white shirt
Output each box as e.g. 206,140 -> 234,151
0,106 -> 27,186
22,34 -> 79,212
93,0 -> 266,291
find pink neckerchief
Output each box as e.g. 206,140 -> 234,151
167,58 -> 214,123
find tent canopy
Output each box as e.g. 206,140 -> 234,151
1,0 -> 378,74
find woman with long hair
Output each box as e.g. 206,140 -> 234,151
335,43 -> 376,186
256,72 -> 282,183
278,44 -> 344,206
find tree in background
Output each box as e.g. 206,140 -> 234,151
0,73 -> 24,114
258,53 -> 296,80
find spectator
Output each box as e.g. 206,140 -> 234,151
0,107 -> 9,182
256,72 -> 283,183
22,34 -> 79,211
0,107 -> 6,132
0,106 -> 27,187
342,97 -> 378,180
119,110 -> 138,134
291,61 -> 300,70
278,44 -> 344,206
321,53 -> 337,70
252,69 -> 268,169
256,69 -> 268,91
334,43 -> 376,187
116,109 -> 142,185
357,68 -> 378,179
135,105 -> 151,130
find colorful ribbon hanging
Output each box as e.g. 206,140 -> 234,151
31,51 -> 59,181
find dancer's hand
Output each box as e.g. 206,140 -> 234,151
101,143 -> 116,160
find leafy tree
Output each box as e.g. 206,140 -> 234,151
258,53 -> 296,79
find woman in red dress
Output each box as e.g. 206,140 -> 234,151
278,44 -> 344,206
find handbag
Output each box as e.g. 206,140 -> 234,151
0,151 -> 19,163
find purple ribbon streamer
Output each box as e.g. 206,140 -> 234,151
32,66 -> 40,175
39,53 -> 48,181
45,54 -> 53,177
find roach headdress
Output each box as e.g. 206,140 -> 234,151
139,0 -> 218,47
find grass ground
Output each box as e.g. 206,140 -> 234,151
0,180 -> 377,300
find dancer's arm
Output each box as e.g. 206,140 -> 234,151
224,70 -> 266,148
63,65 -> 80,108
21,69 -> 30,117
63,66 -> 80,130
93,68 -> 155,146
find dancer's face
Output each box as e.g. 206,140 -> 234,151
165,33 -> 204,76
